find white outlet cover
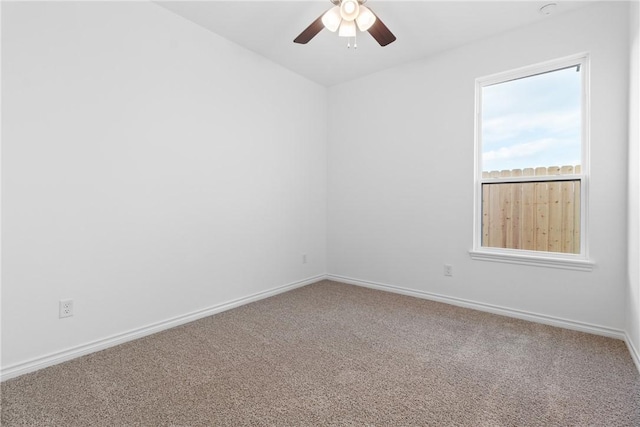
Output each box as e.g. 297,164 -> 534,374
59,299 -> 73,318
444,265 -> 453,276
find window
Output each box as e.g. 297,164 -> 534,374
471,54 -> 592,271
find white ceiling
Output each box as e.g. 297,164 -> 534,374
156,1 -> 594,87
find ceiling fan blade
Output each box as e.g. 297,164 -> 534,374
368,12 -> 396,46
294,15 -> 325,44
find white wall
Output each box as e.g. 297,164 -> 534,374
627,0 -> 640,367
328,2 -> 630,331
1,2 -> 327,373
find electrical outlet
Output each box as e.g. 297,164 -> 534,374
302,254 -> 307,264
444,264 -> 453,277
59,299 -> 73,318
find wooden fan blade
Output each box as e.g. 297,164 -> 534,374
294,15 -> 325,44
368,12 -> 396,46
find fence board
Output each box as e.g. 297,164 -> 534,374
560,166 -> 575,253
482,171 -> 490,246
488,170 -> 502,248
500,170 -> 512,249
574,182 -> 581,253
534,167 -> 549,251
511,169 -> 522,249
547,166 -> 562,252
521,183 -> 535,250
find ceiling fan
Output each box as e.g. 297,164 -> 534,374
294,0 -> 396,47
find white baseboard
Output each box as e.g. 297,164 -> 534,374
1,274 -> 327,382
5,273 -> 635,381
327,274 -> 627,340
624,332 -> 640,375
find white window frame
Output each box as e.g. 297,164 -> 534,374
470,53 -> 593,271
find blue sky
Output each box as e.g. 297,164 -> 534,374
481,66 -> 582,173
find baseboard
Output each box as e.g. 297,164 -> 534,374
624,331 -> 640,374
1,274 -> 328,382
4,273 -> 632,381
327,274 -> 626,340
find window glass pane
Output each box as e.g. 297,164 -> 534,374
481,66 -> 581,173
482,179 -> 581,254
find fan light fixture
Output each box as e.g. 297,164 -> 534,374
340,0 -> 360,21
338,20 -> 356,38
323,0 -> 377,43
355,6 -> 376,31
321,6 -> 341,32
293,0 -> 395,48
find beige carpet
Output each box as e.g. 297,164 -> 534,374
2,280 -> 639,426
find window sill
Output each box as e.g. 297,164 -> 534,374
469,249 -> 594,272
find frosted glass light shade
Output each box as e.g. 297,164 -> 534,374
355,6 -> 376,31
322,6 -> 341,32
338,20 -> 356,37
340,0 -> 360,22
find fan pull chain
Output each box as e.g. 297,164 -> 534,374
347,34 -> 358,50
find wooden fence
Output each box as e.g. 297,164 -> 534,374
482,165 -> 581,254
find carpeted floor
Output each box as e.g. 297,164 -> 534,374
2,280 -> 639,426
